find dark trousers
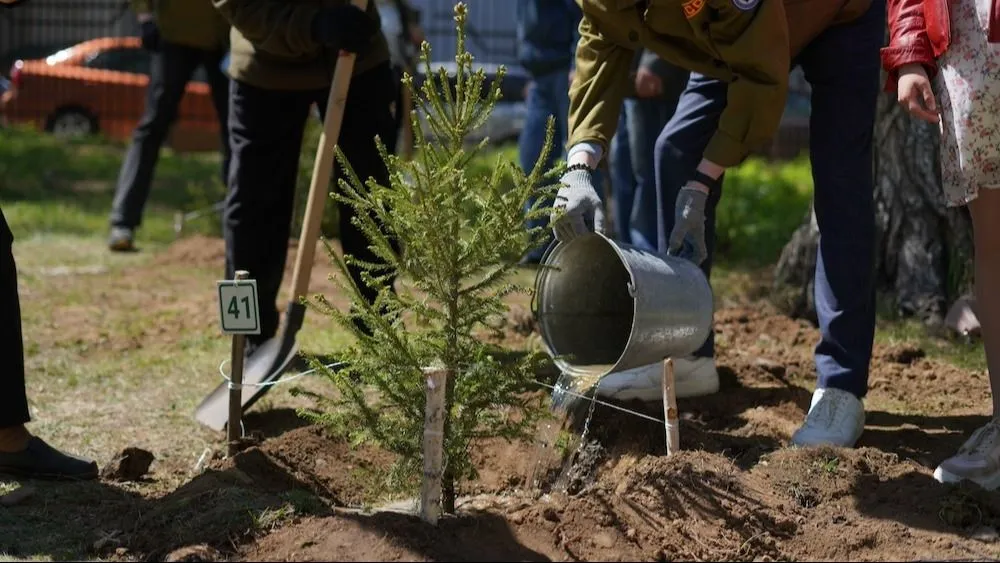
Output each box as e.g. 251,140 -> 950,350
110,41 -> 230,229
654,0 -> 885,398
223,63 -> 398,344
610,95 -> 688,250
519,68 -> 570,262
0,208 -> 30,428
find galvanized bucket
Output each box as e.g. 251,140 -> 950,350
533,233 -> 713,388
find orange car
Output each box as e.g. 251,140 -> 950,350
0,37 -> 223,152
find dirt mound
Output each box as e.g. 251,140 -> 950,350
751,447 -> 1000,561
152,235 -> 227,269
532,451 -> 796,562
246,508 -> 556,562
100,447 -> 155,482
208,426 -> 398,507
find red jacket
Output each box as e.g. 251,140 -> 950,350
881,0 -> 1000,90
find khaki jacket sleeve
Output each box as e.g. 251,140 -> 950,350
699,0 -> 790,166
566,12 -> 635,153
212,0 -> 322,58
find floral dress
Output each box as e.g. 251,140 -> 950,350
936,0 -> 1000,207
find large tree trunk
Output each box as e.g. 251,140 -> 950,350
772,89 -> 974,327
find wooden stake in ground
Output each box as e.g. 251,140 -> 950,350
227,270 -> 250,457
421,369 -> 447,525
662,358 -> 680,455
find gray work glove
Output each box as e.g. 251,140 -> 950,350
551,168 -> 605,242
667,187 -> 709,265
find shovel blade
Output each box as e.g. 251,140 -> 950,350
193,335 -> 299,432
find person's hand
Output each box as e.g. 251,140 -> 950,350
667,186 -> 709,265
551,167 -> 605,242
139,20 -> 160,52
0,0 -> 28,7
897,63 -> 939,123
635,67 -> 662,98
311,5 -> 378,53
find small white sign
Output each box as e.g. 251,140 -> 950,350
217,279 -> 261,335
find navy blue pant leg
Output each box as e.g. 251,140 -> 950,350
519,69 -> 570,262
626,97 -> 672,252
653,74 -> 728,359
797,0 -> 884,399
610,109 -> 636,245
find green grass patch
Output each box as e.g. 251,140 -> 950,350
0,125 -> 224,245
715,156 -> 814,266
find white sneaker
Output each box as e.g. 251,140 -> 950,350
594,357 -> 720,402
933,419 -> 1000,490
790,388 -> 865,448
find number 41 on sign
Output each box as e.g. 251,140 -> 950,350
217,278 -> 261,335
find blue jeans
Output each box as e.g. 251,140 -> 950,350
610,111 -> 635,245
654,0 -> 885,399
610,98 -> 674,251
520,69 -> 570,263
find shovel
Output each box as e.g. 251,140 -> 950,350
194,0 -> 369,432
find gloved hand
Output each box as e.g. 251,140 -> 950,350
551,167 -> 605,242
667,187 -> 709,265
140,20 -> 160,52
311,5 -> 379,53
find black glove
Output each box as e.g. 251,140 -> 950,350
140,20 -> 160,52
311,5 -> 378,53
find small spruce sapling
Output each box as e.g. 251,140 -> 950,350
296,2 -> 561,513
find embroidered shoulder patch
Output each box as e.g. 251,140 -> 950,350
682,0 -> 706,18
730,0 -> 760,10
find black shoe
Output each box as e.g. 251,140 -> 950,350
0,437 -> 99,481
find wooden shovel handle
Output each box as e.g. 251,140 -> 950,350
289,0 -> 370,301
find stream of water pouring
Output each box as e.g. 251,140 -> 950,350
526,368 -> 608,491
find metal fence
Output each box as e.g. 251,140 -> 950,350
408,0 -> 519,66
0,0 -> 136,62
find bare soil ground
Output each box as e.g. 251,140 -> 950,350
5,235 -> 1000,562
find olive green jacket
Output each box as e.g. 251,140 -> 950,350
130,0 -> 230,52
211,0 -> 390,91
568,0 -> 871,167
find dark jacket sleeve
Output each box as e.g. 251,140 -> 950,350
212,0 -> 322,58
880,0 -> 939,92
